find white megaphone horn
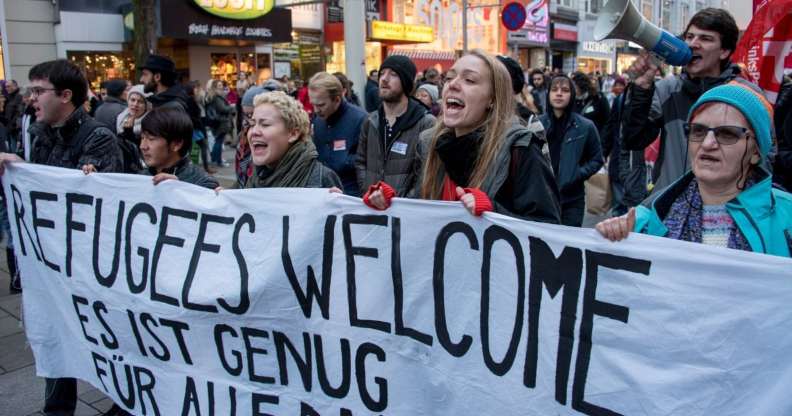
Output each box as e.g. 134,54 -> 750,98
594,0 -> 691,66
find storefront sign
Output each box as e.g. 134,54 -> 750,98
507,0 -> 548,45
553,22 -> 577,42
582,41 -> 614,54
162,1 -> 292,42
369,20 -> 434,43
195,0 -> 275,19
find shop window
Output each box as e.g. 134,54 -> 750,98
67,51 -> 135,91
210,53 -> 256,87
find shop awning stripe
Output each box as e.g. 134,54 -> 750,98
388,49 -> 456,61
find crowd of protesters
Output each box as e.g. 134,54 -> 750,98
0,6 -> 790,415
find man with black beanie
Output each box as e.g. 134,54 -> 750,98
356,55 -> 436,196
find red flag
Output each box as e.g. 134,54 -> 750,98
732,0 -> 792,103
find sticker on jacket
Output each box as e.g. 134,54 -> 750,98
333,140 -> 346,151
391,141 -> 408,155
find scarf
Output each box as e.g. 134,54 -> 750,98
246,140 -> 318,189
435,128 -> 484,188
663,177 -> 752,251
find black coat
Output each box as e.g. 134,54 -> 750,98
141,156 -> 219,189
774,78 -> 792,192
540,112 -> 604,204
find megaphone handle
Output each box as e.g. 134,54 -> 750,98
625,52 -> 663,82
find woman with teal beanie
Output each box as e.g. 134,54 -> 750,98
597,83 -> 792,257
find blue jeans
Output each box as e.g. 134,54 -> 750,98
210,130 -> 226,164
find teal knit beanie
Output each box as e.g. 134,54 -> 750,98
687,83 -> 772,161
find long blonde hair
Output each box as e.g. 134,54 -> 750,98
420,49 -> 515,199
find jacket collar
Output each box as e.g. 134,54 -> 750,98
51,107 -> 90,143
148,156 -> 190,176
650,167 -> 774,221
325,99 -> 348,126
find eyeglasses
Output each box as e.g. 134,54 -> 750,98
29,87 -> 58,97
684,123 -> 752,145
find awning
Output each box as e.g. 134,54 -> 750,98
388,49 -> 457,71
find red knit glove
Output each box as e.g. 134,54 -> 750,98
462,188 -> 493,216
362,181 -> 396,210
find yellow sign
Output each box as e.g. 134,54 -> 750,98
195,0 -> 274,20
370,20 -> 434,43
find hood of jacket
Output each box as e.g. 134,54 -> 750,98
147,85 -> 190,108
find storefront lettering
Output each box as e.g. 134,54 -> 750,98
245,27 -> 273,37
582,41 -> 613,54
189,23 -> 211,35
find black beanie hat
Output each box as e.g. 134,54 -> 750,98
496,55 -> 525,95
380,55 -> 417,95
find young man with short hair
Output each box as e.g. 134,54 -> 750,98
139,107 -> 219,189
0,58 -> 122,416
309,72 -> 367,196
355,55 -> 436,197
621,8 -> 761,194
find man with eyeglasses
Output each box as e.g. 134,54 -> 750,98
621,8 -> 766,196
0,59 -> 122,416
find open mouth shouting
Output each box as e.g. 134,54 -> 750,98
444,97 -> 466,114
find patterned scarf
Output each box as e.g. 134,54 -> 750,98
663,177 -> 752,251
246,140 -> 318,189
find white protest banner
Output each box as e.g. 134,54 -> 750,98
5,163 -> 792,415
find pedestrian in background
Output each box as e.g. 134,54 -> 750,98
204,79 -> 233,168
94,78 -> 127,129
540,74 -> 604,226
572,71 -> 610,138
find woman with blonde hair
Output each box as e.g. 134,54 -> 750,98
365,49 -> 560,223
239,91 -> 341,189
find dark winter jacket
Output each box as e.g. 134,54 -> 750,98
602,90 -> 647,208
365,79 -> 381,112
94,96 -> 126,130
141,156 -> 219,189
621,63 -> 756,193
27,107 -> 122,172
3,89 -> 24,134
311,99 -> 367,196
148,85 -> 191,113
540,112 -> 604,204
575,92 -> 610,138
415,119 -> 561,224
205,94 -> 233,136
355,98 -> 436,196
773,77 -> 792,192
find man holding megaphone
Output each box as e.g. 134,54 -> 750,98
617,8 -> 763,195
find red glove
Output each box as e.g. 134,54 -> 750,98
362,181 -> 396,210
462,188 -> 493,216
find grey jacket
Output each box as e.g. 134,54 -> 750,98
621,64 -> 757,193
94,97 -> 126,130
355,99 -> 436,196
141,156 -> 219,189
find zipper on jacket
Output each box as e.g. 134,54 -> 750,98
733,204 -> 767,254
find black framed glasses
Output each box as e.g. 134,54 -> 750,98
29,87 -> 58,97
684,123 -> 752,145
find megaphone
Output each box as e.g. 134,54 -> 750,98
594,0 -> 691,66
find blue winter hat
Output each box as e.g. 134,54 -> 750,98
687,83 -> 773,161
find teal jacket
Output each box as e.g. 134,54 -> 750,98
635,170 -> 792,258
